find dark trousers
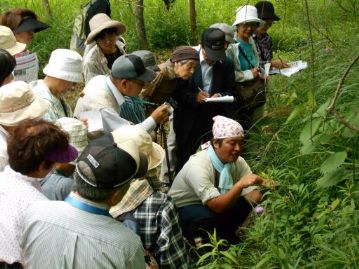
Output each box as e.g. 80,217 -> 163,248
0,262 -> 22,269
178,196 -> 252,244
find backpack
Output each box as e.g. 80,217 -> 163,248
69,0 -> 110,55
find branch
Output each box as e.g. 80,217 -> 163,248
327,55 -> 359,111
326,54 -> 359,133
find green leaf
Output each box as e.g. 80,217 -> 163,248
330,198 -> 341,210
316,167 -> 347,188
300,117 -> 322,145
320,151 -> 347,174
314,99 -> 331,118
285,104 -> 306,124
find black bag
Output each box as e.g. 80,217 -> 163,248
235,44 -> 267,111
235,78 -> 266,111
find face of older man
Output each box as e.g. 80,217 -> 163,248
213,137 -> 244,163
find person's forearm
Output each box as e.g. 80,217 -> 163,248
206,181 -> 245,213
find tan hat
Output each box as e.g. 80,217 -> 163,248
86,13 -> 127,45
0,26 -> 26,56
111,125 -> 165,171
0,81 -> 50,126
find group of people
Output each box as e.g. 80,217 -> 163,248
0,1 -> 286,269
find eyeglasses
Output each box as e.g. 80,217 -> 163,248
242,22 -> 259,28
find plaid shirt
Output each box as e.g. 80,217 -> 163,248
253,33 -> 273,67
134,192 -> 190,269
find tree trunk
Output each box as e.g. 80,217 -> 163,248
42,0 -> 52,18
134,0 -> 149,49
189,0 -> 197,42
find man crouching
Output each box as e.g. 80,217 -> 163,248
168,115 -> 262,244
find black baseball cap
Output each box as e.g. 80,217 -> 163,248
201,28 -> 226,62
75,133 -> 148,189
111,54 -> 156,82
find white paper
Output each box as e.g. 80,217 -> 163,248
13,52 -> 39,83
78,110 -> 104,133
270,60 -> 308,77
205,96 -> 235,103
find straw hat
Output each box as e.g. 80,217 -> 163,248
86,13 -> 127,44
0,81 -> 50,126
232,5 -> 262,26
111,125 -> 165,171
0,26 -> 26,56
55,117 -> 88,155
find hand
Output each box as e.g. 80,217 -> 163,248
196,91 -> 209,103
271,59 -> 290,69
251,68 -> 260,78
150,104 -> 169,124
237,173 -> 263,188
211,93 -> 222,98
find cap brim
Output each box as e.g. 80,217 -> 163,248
0,97 -> 50,126
137,68 -> 156,83
13,18 -> 49,33
204,46 -> 226,61
6,42 -> 26,56
86,21 -> 127,44
45,144 -> 79,163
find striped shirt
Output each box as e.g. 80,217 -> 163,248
21,194 -> 146,269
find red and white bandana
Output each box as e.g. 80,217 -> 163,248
212,116 -> 244,139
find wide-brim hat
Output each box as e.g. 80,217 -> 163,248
0,81 -> 50,126
0,26 -> 26,56
233,5 -> 263,26
13,17 -> 49,34
111,125 -> 165,171
255,1 -> 280,21
86,13 -> 127,45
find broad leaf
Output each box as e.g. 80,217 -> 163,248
285,104 -> 306,124
300,117 -> 322,145
320,151 -> 347,174
316,167 -> 347,188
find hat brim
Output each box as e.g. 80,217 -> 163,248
260,14 -> 280,21
148,142 -> 165,170
136,68 -> 156,83
86,21 -> 127,44
204,46 -> 226,62
6,42 -> 26,56
232,18 -> 262,26
43,65 -> 83,83
13,18 -> 49,34
0,97 -> 50,126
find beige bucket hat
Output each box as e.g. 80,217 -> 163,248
111,125 -> 165,171
0,26 -> 26,56
0,81 -> 50,126
85,13 -> 127,45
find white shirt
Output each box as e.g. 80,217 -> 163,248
74,75 -> 156,133
21,193 -> 145,269
0,166 -> 47,264
0,126 -> 9,172
199,47 -> 213,92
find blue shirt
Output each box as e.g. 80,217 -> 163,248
237,41 -> 258,71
